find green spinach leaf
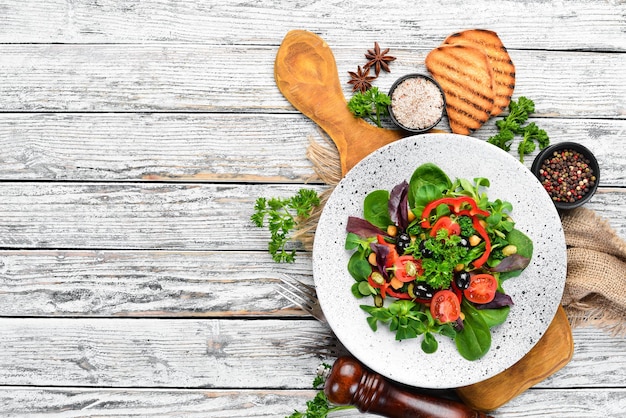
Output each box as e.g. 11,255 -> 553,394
506,228 -> 533,259
363,190 -> 392,229
408,163 -> 452,208
412,183 -> 442,216
348,251 -> 372,281
478,306 -> 511,328
456,301 -> 491,361
499,228 -> 534,281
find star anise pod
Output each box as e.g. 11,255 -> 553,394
347,65 -> 377,93
364,42 -> 396,76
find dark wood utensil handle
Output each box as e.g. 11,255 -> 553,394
325,357 -> 492,418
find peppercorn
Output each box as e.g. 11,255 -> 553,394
539,149 -> 596,203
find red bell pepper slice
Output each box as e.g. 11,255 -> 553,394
471,217 -> 492,268
429,216 -> 461,237
421,196 -> 490,228
367,276 -> 412,300
387,288 -> 413,300
450,280 -> 464,304
367,275 -> 388,298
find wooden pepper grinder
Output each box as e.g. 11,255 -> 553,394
324,357 -> 492,418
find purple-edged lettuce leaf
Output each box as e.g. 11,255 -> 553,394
490,254 -> 531,273
389,180 -> 409,230
370,242 -> 390,279
453,316 -> 464,332
475,292 -> 514,310
346,216 -> 389,238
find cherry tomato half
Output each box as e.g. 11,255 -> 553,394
393,255 -> 423,282
430,289 -> 461,323
463,273 -> 497,304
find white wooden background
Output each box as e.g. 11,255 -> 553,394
1,1 -> 625,416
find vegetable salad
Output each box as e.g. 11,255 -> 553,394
345,163 -> 533,360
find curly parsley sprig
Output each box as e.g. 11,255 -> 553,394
287,363 -> 355,418
517,121 -> 549,163
487,96 -> 550,162
251,189 -> 320,263
347,87 -> 391,128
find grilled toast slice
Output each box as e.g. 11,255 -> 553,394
444,29 -> 515,116
425,44 -> 495,135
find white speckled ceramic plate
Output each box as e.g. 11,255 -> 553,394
312,134 -> 566,389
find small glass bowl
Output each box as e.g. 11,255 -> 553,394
531,142 -> 600,210
388,73 -> 446,133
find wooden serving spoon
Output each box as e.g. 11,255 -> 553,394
274,29 -> 574,412
274,29 -> 408,176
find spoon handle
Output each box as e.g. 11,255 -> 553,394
274,29 -> 406,175
325,357 -> 492,418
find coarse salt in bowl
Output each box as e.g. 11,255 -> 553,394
388,73 -> 446,133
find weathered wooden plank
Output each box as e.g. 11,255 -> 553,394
541,327 -> 626,389
0,183 -> 623,250
0,318 -> 624,389
0,388 -> 322,417
0,45 -> 623,117
0,183 -> 624,250
0,113 -> 319,183
494,388 -> 626,417
0,318 -> 334,388
0,113 -> 624,185
0,182 -> 325,250
0,250 -> 313,317
0,0 -> 624,52
1,250 -> 626,392
0,2 -> 621,416
0,387 -> 623,417
586,188 -> 626,240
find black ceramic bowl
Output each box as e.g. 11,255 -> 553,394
388,73 -> 446,133
531,142 -> 600,210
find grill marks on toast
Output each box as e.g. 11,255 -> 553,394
444,29 -> 516,116
426,45 -> 495,135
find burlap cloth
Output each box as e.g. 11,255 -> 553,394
561,207 -> 626,336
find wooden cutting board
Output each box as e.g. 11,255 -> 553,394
274,29 -> 574,411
